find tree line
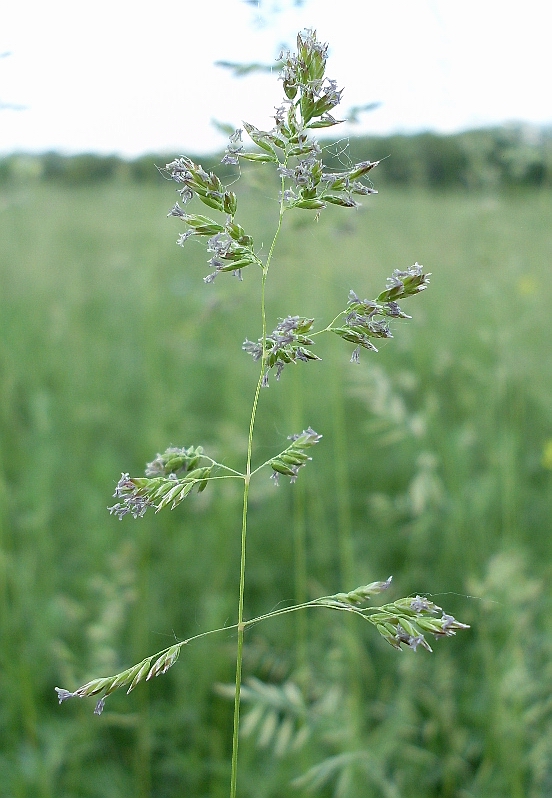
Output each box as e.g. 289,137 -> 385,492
1,125 -> 551,189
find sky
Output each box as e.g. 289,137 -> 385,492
1,0 -> 550,157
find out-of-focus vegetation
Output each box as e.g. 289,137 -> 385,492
1,138 -> 551,797
1,125 -> 552,189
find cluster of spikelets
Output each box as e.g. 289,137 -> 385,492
318,580 -> 470,652
269,427 -> 323,483
163,29 -> 381,286
56,645 -> 181,716
108,446 -> 213,519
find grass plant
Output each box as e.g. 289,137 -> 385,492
51,30 -> 470,796
1,51 -> 551,795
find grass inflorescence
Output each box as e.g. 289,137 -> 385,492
2,29 -> 551,798
51,29 -> 469,798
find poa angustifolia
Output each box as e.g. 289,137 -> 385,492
56,29 -> 469,797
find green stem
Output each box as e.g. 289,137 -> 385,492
229,477 -> 250,798
229,184 -> 286,798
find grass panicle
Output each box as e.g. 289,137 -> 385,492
53,27 -> 469,798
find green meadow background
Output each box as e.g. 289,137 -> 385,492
1,134 -> 552,797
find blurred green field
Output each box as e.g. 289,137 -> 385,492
1,173 -> 552,798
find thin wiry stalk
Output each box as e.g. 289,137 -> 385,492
229,189 -> 286,798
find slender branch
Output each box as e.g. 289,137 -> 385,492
202,458 -> 245,477
310,310 -> 347,336
154,598 -> 373,661
249,443 -> 291,477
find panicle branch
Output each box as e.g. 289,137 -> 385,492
329,263 -> 431,362
107,445 -> 219,518
56,581 -> 469,714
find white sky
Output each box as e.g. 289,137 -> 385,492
1,0 -> 550,157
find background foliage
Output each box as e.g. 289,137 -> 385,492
2,125 -> 552,189
1,135 -> 552,797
